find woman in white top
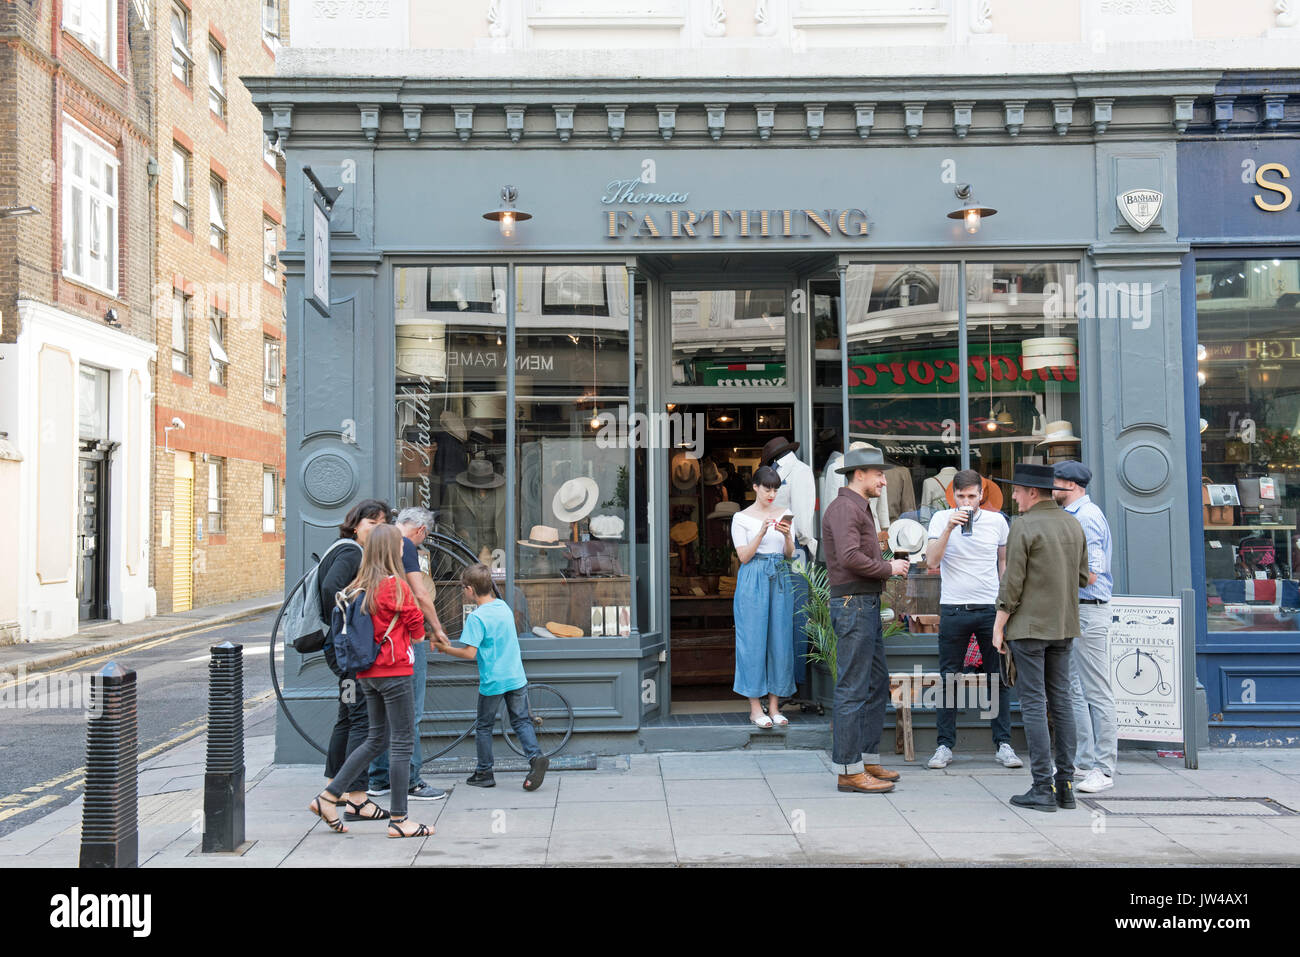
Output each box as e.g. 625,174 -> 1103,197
731,465 -> 797,728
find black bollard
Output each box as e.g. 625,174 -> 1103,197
202,641 -> 245,852
80,662 -> 139,868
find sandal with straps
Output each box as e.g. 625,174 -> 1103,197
344,798 -> 391,821
308,794 -> 348,833
387,817 -> 433,839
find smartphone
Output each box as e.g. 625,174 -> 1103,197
780,512 -> 795,525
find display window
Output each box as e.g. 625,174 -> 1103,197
1196,257 -> 1300,634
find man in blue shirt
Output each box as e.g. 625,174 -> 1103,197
1053,462 -> 1116,793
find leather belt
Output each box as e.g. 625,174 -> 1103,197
1079,598 -> 1109,605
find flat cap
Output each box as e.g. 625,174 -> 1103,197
1053,460 -> 1092,487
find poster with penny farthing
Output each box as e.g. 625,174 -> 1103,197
1107,597 -> 1183,743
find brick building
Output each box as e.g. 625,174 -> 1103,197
150,0 -> 286,612
0,0 -> 157,640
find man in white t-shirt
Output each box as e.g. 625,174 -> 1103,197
924,469 -> 1022,770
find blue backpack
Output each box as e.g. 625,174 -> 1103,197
330,586 -> 397,674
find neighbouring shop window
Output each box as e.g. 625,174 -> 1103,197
207,457 -> 225,534
262,468 -> 278,533
965,261 -> 1081,505
208,307 -> 228,386
670,288 -> 786,388
1198,257 -> 1300,634
172,143 -> 191,230
170,3 -> 192,86
514,265 -> 632,639
62,123 -> 118,295
172,289 -> 192,375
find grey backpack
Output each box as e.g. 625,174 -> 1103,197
282,538 -> 361,654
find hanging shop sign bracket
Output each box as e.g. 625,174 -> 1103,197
303,165 -> 343,318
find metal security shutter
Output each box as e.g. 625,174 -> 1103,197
172,453 -> 193,612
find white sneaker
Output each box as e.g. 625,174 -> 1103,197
927,745 -> 953,769
1076,769 -> 1114,793
995,743 -> 1023,768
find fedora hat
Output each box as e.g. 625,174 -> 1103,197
701,460 -> 724,486
707,500 -> 741,521
532,625 -> 557,638
552,476 -> 599,523
545,621 -> 584,638
944,474 -> 1004,512
518,525 -> 565,549
835,446 -> 888,475
887,518 -> 927,563
1036,420 -> 1081,446
995,462 -> 1064,491
456,457 -> 505,488
590,514 -> 625,539
439,410 -> 468,442
670,521 -> 699,546
671,451 -> 701,490
760,436 -> 800,465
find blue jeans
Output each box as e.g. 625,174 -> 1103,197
790,551 -> 811,686
369,640 -> 427,789
830,593 -> 890,773
733,554 -> 796,699
475,685 -> 541,773
936,605 -> 1011,749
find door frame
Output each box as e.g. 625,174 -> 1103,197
76,441 -> 110,620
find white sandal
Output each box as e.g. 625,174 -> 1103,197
750,714 -> 774,729
770,712 -> 790,727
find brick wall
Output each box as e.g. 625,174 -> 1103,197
150,0 -> 286,611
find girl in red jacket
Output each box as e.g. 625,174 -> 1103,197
310,524 -> 431,838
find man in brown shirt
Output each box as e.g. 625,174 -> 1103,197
822,448 -> 909,794
992,463 -> 1091,813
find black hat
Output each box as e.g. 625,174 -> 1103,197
835,447 -> 888,475
760,436 -> 799,465
995,462 -> 1063,491
1053,460 -> 1092,488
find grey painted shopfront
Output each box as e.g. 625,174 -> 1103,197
248,72 -> 1219,763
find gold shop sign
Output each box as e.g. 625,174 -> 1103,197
605,207 -> 870,240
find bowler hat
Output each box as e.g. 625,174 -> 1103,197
1053,460 -> 1092,488
760,436 -> 799,465
995,462 -> 1063,491
835,447 -> 888,475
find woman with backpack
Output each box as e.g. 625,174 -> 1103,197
318,499 -> 389,823
310,523 -> 433,838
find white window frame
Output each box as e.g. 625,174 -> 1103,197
61,121 -> 119,296
209,307 -> 228,385
262,468 -> 278,533
209,173 -> 227,253
64,0 -> 118,66
172,290 -> 191,374
263,0 -> 281,47
207,458 -> 225,534
208,39 -> 226,118
263,218 -> 279,285
263,336 -> 280,404
171,143 -> 191,230
171,3 -> 193,86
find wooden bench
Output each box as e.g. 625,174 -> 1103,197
889,672 -> 993,762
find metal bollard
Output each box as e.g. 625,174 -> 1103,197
80,662 -> 139,868
202,641 -> 245,852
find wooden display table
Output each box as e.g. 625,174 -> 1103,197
514,576 -> 632,636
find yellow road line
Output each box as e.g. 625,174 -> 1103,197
0,794 -> 57,822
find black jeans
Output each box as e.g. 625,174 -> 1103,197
324,643 -> 368,794
326,675 -> 416,819
936,605 -> 1011,749
1009,638 -> 1077,790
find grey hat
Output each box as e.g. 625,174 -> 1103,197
1053,460 -> 1092,488
835,447 -> 888,475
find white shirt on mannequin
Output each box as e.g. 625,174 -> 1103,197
771,450 -> 817,559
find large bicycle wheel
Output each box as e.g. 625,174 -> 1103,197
501,683 -> 574,758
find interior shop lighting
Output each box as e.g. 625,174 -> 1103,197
946,184 -> 997,235
482,185 -> 532,239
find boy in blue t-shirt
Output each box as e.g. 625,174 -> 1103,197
433,563 -> 548,790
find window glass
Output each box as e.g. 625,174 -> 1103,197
207,458 -> 224,533
61,124 -> 118,294
171,5 -> 191,85
172,290 -> 191,374
514,265 -> 632,639
208,308 -> 227,385
172,144 -> 190,229
209,175 -> 226,252
262,469 -> 278,533
208,41 -> 225,117
670,288 -> 786,388
1198,257 -> 1300,634
263,337 -> 280,404
78,366 -> 109,440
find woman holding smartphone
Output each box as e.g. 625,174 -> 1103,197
731,465 -> 797,728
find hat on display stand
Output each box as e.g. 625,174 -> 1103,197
552,476 -> 599,524
760,436 -> 800,466
702,460 -> 725,486
887,518 -> 927,564
1036,420 -> 1081,446
671,451 -> 702,490
670,521 -> 699,546
707,501 -> 741,521
456,457 -> 505,488
440,410 -> 469,442
590,514 -> 625,540
545,621 -> 584,638
518,525 -> 565,549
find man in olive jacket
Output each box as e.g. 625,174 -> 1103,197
992,463 -> 1091,812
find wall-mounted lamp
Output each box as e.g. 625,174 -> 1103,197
946,184 -> 997,235
482,185 -> 532,239
0,205 -> 40,218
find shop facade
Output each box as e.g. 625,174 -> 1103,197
250,73 -> 1212,761
1178,79 -> 1300,743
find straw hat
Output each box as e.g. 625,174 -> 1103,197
590,514 -> 625,539
671,451 -> 701,490
1036,420 -> 1081,446
887,518 -> 927,563
552,476 -> 599,523
670,521 -> 699,546
545,621 -> 584,638
518,525 -> 565,549
707,501 -> 740,521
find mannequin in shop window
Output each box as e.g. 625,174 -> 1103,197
761,436 -> 817,690
445,455 -> 505,561
430,410 -> 470,510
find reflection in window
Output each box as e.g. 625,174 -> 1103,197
670,288 -> 786,387
1198,257 -> 1300,634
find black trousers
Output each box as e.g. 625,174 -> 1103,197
323,644 -> 368,793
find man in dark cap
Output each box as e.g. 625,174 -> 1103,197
1053,460 -> 1116,794
992,463 -> 1091,812
821,447 -> 909,794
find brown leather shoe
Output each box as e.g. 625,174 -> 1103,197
863,764 -> 900,782
837,772 -> 895,794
